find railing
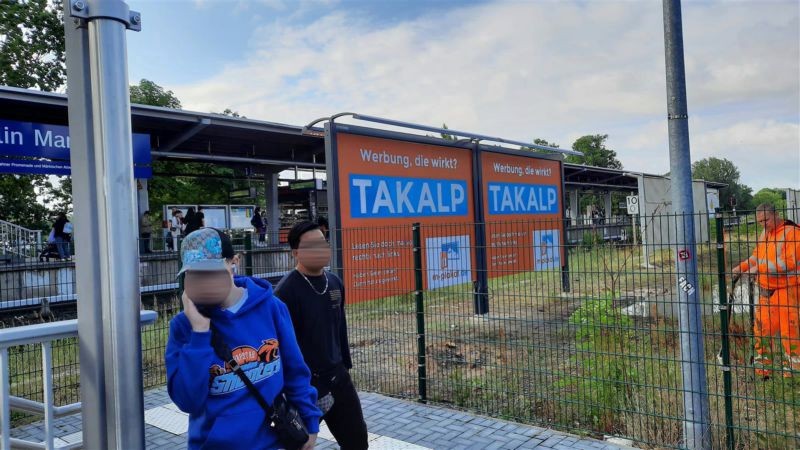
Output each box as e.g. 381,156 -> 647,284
0,220 -> 42,262
0,310 -> 158,449
0,233 -> 294,311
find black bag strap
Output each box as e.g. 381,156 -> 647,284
209,326 -> 275,418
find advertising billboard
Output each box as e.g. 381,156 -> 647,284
480,151 -> 564,278
229,206 -> 256,230
330,127 -> 476,302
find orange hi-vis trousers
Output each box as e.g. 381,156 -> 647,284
753,285 -> 800,377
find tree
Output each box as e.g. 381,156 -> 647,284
0,0 -> 65,91
0,0 -> 66,229
751,188 -> 786,210
440,123 -> 456,141
0,175 -> 50,229
147,162 -> 236,211
521,138 -> 559,154
130,79 -> 182,108
563,135 -> 623,215
218,109 -> 246,118
566,134 -> 623,169
691,157 -> 753,211
532,138 -> 559,148
41,176 -> 72,213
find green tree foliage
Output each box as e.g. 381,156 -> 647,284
566,134 -> 622,169
440,123 -> 456,141
751,188 -> 786,211
130,79 -> 182,108
148,162 -> 236,212
0,0 -> 65,91
533,138 -> 559,148
0,175 -> 49,229
521,138 -> 560,154
691,157 -> 753,210
0,0 -> 66,229
218,108 -> 246,118
563,135 -> 623,214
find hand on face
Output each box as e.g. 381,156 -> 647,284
181,291 -> 210,332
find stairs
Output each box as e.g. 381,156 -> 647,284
1,220 -> 42,263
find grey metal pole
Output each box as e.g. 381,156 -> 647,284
63,0 -> 145,448
63,6 -> 106,448
662,1 -> 712,448
265,171 -> 281,244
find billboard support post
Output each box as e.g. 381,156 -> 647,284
472,141 -> 489,315
412,222 -> 427,402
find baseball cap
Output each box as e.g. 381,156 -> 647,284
178,228 -> 235,276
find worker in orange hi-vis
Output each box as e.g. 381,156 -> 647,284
733,203 -> 800,379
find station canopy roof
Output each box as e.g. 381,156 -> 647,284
0,86 -> 727,191
0,86 -> 324,176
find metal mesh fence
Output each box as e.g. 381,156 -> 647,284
2,211 -> 799,448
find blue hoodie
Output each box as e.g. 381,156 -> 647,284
166,276 -> 322,450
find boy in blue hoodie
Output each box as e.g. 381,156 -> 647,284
166,228 -> 321,449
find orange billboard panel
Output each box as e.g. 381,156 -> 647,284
480,152 -> 564,278
334,132 -> 476,302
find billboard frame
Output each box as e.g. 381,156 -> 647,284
476,144 -> 568,294
325,121 -> 476,285
325,119 -> 569,313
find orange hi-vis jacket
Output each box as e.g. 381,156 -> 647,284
738,220 -> 800,290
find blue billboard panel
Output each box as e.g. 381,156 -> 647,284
348,174 -> 468,218
486,182 -> 559,215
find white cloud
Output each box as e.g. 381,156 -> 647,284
619,116 -> 800,188
692,119 -> 799,189
174,0 -> 799,190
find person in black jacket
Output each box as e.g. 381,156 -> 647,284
184,207 -> 205,235
251,207 -> 267,245
52,212 -> 71,260
274,221 -> 368,450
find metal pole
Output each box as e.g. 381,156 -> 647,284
244,232 -> 254,276
412,223 -> 427,403
63,0 -> 145,448
471,141 -> 489,314
265,171 -> 281,245
662,1 -> 712,448
560,165 -> 571,293
1,349 -> 10,450
715,213 -> 735,450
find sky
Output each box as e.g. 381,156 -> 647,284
125,0 -> 800,191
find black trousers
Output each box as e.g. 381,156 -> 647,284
319,371 -> 369,450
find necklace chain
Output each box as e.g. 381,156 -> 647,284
297,269 -> 328,296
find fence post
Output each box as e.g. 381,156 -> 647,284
715,211 -> 735,450
244,232 -> 254,276
412,222 -> 427,403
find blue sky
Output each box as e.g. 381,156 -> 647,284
128,0 -> 485,86
125,0 -> 799,191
